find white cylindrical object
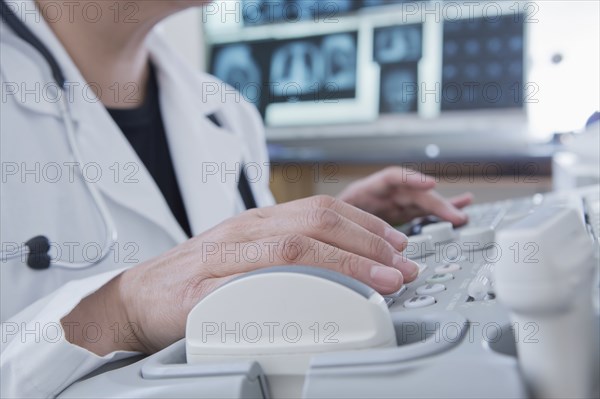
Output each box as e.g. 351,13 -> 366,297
421,222 -> 454,244
495,207 -> 599,399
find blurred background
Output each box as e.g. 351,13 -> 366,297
159,0 -> 600,204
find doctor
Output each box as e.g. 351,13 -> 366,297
0,0 -> 472,397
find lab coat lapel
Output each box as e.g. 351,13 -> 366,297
149,34 -> 243,235
74,110 -> 189,244
9,2 -> 189,243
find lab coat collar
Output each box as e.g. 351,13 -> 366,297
2,1 -> 244,239
148,32 -> 243,235
2,1 -> 189,243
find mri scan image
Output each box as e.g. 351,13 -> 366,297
374,24 -> 422,64
322,33 -> 357,92
269,41 -> 324,100
442,14 -> 524,110
380,63 -> 418,113
242,0 -> 286,25
211,44 -> 262,106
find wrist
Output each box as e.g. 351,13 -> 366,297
61,273 -> 140,355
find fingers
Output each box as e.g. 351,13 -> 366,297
247,206 -> 419,280
413,190 -> 469,226
304,197 -> 420,279
314,196 -> 409,251
208,234 -> 405,295
379,167 -> 436,190
264,195 -> 409,252
449,192 -> 474,209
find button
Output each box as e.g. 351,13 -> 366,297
416,283 -> 446,295
468,275 -> 493,300
406,234 -> 435,258
404,295 -> 436,309
435,263 -> 461,274
459,227 -> 495,251
426,273 -> 454,284
422,222 -> 454,244
384,297 -> 395,307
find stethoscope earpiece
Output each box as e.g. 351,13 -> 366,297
24,236 -> 52,270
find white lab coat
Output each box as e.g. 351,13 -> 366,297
0,2 -> 274,397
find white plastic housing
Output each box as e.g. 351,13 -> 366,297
422,222 -> 454,244
186,269 -> 397,398
495,207 -> 599,399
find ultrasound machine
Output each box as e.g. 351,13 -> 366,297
59,184 -> 600,398
59,2 -> 599,397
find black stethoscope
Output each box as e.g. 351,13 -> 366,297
0,0 -> 257,270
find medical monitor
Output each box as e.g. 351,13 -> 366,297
202,1 -> 599,142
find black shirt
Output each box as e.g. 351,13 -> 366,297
106,65 -> 193,237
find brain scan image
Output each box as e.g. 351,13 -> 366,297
212,44 -> 262,106
322,33 -> 357,91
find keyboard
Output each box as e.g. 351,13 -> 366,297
58,185 -> 600,399
386,185 -> 600,310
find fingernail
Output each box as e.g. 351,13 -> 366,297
393,255 -> 420,281
370,265 -> 403,292
385,227 -> 408,251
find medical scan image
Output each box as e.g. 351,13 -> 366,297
242,0 -> 286,25
269,40 -> 324,100
322,33 -> 357,91
374,24 -> 422,64
379,63 -> 418,113
441,14 -> 525,110
243,0 -> 357,25
269,32 -> 358,102
211,44 -> 262,106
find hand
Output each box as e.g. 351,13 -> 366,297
61,196 -> 419,355
337,167 -> 473,226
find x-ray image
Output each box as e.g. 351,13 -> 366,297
280,0 -> 314,21
243,0 -> 358,25
211,44 -> 262,106
269,41 -> 324,100
322,33 -> 357,91
379,63 -> 418,113
242,0 -> 285,25
374,24 -> 422,64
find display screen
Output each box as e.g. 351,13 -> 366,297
241,0 -> 417,26
442,14 -> 525,111
210,32 -> 358,116
373,24 -> 422,114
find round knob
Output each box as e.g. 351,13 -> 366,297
468,275 -> 493,300
421,222 -> 454,244
459,227 -> 495,251
406,234 -> 434,258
